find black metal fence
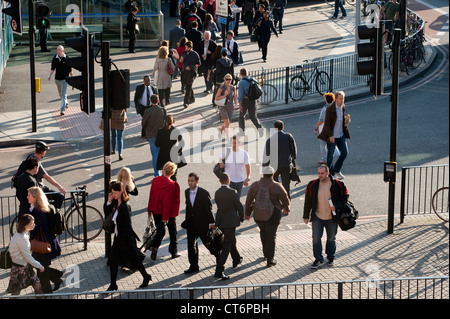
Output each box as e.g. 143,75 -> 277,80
1,276 -> 447,300
0,188 -> 102,249
400,164 -> 449,222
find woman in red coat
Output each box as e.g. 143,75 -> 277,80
147,161 -> 181,260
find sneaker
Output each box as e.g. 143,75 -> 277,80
328,258 -> 334,267
335,171 -> 345,179
340,16 -> 347,19
60,111 -> 65,116
311,259 -> 324,269
330,16 -> 337,20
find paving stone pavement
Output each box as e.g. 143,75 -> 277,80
0,214 -> 447,299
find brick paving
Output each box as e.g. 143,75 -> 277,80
0,215 -> 447,299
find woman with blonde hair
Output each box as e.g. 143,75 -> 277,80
27,186 -> 63,293
215,73 -> 237,140
147,161 -> 181,260
7,214 -> 45,295
153,46 -> 172,106
117,167 -> 138,196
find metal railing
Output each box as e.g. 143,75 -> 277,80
0,188 -> 99,249
1,276 -> 447,300
400,164 -> 449,223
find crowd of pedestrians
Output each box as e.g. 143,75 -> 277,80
5,0 -> 362,294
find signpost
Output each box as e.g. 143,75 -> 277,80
216,0 -> 228,47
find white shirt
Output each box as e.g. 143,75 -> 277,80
139,85 -> 154,106
189,186 -> 198,207
221,148 -> 250,183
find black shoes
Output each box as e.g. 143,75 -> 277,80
150,247 -> 158,261
139,274 -> 152,288
184,267 -> 199,274
233,257 -> 243,268
107,283 -> 118,291
214,273 -> 230,280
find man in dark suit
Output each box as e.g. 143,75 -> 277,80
214,173 -> 244,280
134,75 -> 157,117
169,19 -> 186,50
186,21 -> 203,55
199,31 -> 217,93
183,173 -> 216,274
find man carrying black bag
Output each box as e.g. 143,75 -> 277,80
183,173 -> 217,274
303,164 -> 349,269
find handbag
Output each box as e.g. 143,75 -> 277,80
0,246 -> 12,269
166,59 -> 174,75
213,148 -> 231,179
103,211 -> 115,234
30,229 -> 51,254
142,214 -> 156,243
214,95 -> 228,107
203,228 -> 224,256
338,200 -> 359,231
238,51 -> 244,65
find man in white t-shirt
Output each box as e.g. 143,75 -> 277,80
219,136 -> 251,197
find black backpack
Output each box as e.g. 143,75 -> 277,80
338,201 -> 359,231
243,77 -> 263,101
49,206 -> 65,235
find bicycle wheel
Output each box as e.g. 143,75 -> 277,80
260,83 -> 278,105
432,187 -> 449,222
411,48 -> 424,69
315,71 -> 331,96
65,205 -> 104,241
289,76 -> 307,101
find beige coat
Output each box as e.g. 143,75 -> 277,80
153,57 -> 172,89
111,109 -> 128,130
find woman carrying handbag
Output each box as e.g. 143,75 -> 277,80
105,182 -> 151,291
215,73 -> 237,141
28,186 -> 63,293
7,214 -> 45,295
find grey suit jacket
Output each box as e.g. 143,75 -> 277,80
214,185 -> 244,228
169,26 -> 186,50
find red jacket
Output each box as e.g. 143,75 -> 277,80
147,176 -> 180,220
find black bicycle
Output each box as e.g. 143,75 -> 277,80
289,59 -> 332,101
10,185 -> 104,241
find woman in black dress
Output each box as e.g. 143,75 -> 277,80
105,182 -> 151,291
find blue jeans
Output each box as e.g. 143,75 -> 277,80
333,0 -> 347,18
55,79 -> 68,112
229,181 -> 243,198
312,218 -> 338,262
111,129 -> 124,155
148,137 -> 160,177
327,136 -> 348,175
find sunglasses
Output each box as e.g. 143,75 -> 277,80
225,78 -> 232,81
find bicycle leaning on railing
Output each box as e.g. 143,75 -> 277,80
10,185 -> 104,241
388,29 -> 427,75
432,187 -> 449,222
289,59 -> 332,101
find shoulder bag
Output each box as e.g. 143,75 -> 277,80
30,229 -> 51,254
0,246 -> 12,269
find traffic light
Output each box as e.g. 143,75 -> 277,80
36,2 -> 51,29
65,26 -> 95,114
109,70 -> 130,110
356,22 -> 385,96
2,0 -> 22,35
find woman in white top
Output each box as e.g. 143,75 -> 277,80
7,214 -> 45,295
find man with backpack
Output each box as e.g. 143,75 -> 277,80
245,166 -> 290,267
237,68 -> 263,136
303,164 -> 349,269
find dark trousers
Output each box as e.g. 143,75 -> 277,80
233,12 -> 241,35
37,266 -> 63,293
215,227 -> 240,275
261,40 -> 269,60
273,8 -> 284,32
186,228 -> 211,269
274,166 -> 291,199
182,69 -> 196,105
152,213 -> 178,254
255,208 -> 281,262
239,99 -> 262,132
128,31 -> 136,52
158,88 -> 171,106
